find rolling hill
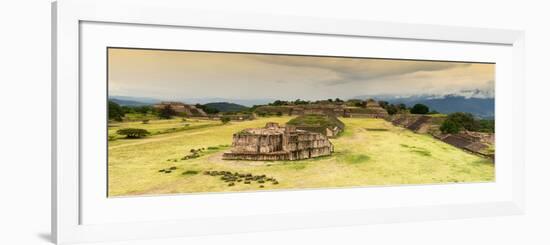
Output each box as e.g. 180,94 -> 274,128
109,98 -> 151,107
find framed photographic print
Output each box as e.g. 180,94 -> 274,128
52,0 -> 525,244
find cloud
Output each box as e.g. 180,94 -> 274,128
251,55 -> 469,85
109,48 -> 494,101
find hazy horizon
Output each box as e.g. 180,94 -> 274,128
108,48 -> 495,102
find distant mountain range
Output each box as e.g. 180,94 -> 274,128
110,90 -> 495,119
109,96 -> 161,105
109,98 -> 152,107
109,95 -> 270,107
355,91 -> 495,119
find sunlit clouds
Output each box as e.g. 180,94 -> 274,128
108,48 -> 494,101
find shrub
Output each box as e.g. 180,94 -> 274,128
440,120 -> 460,134
220,116 -> 231,124
410,104 -> 430,114
446,112 -> 476,131
476,119 -> 495,133
135,106 -> 151,115
385,105 -> 398,115
182,170 -> 199,175
116,128 -> 151,138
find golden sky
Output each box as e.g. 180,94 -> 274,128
108,48 -> 494,102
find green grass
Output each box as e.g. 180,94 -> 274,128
108,117 -> 494,197
341,153 -> 371,164
108,117 -> 220,141
287,114 -> 340,128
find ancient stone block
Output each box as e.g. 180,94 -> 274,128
222,122 -> 334,161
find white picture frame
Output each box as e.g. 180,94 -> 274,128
52,0 -> 525,244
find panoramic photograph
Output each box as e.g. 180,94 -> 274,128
107,47 -> 495,197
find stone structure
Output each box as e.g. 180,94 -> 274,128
436,134 -> 493,159
343,99 -> 389,118
254,99 -> 388,119
207,114 -> 255,121
389,114 -> 445,134
222,122 -> 334,161
287,114 -> 345,138
153,102 -> 207,117
390,114 -> 494,159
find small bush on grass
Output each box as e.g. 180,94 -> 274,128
412,149 -> 432,157
182,170 -> 199,175
221,116 -> 231,124
116,128 -> 151,139
365,128 -> 389,131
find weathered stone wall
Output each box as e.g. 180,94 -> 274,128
153,102 -> 207,117
222,123 -> 334,161
230,133 -> 284,153
223,152 -> 291,161
343,107 -> 389,118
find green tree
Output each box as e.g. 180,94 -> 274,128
270,100 -> 288,106
476,119 -> 495,133
440,120 -> 460,134
135,106 -> 151,115
158,105 -> 177,119
294,99 -> 309,105
447,112 -> 476,131
385,105 -> 398,115
121,106 -> 135,114
221,116 -> 231,124
108,101 -> 125,121
116,128 -> 151,138
410,104 -> 430,114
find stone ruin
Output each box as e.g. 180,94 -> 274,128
287,114 -> 345,138
389,114 -> 494,159
390,114 -> 437,133
254,99 -> 389,118
344,99 -> 389,118
222,122 -> 334,161
153,102 -> 207,117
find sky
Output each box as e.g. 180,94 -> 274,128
108,48 -> 495,102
